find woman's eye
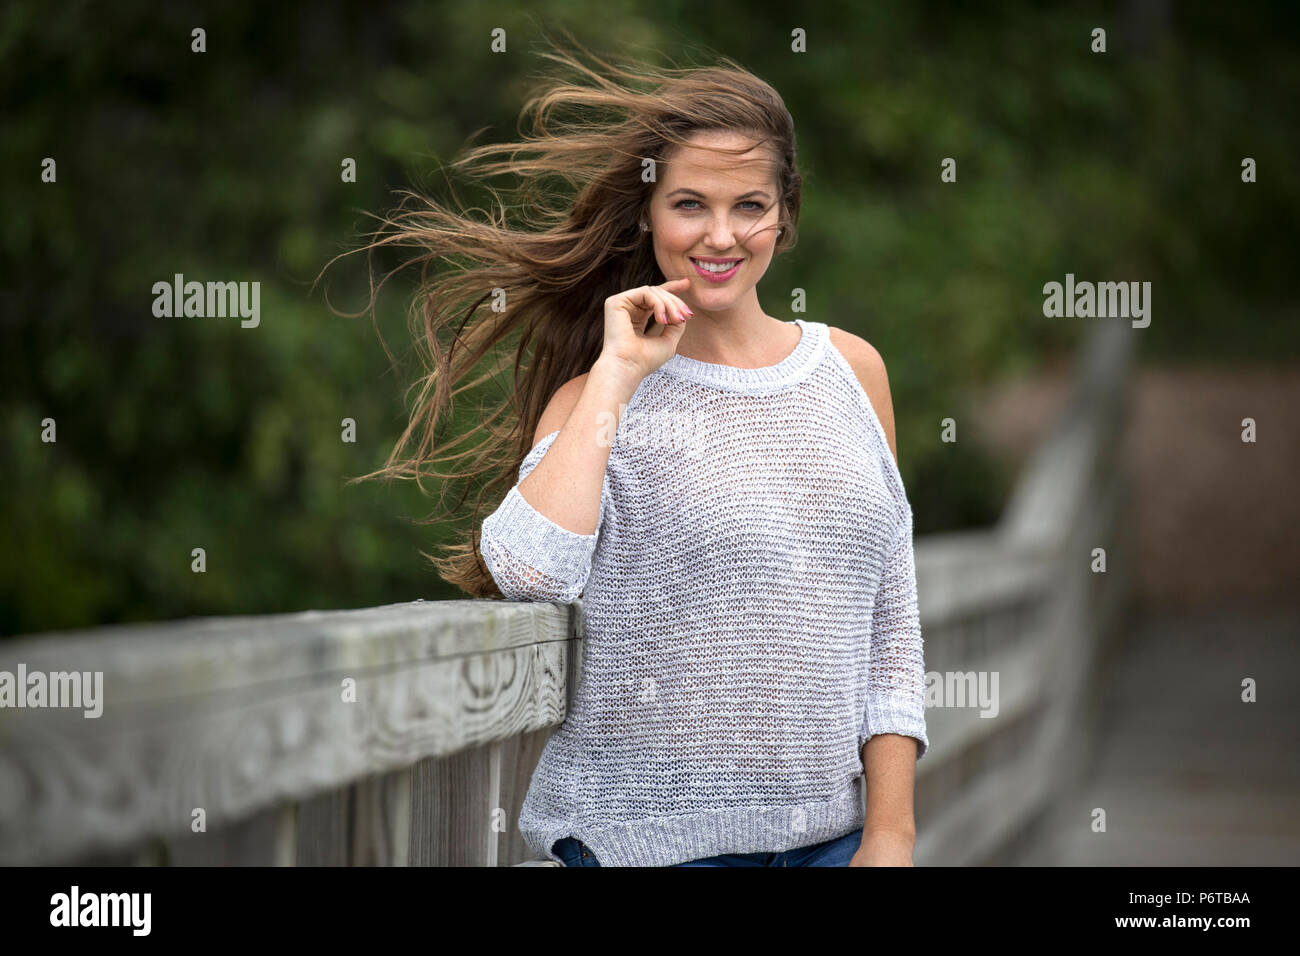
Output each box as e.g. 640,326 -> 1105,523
674,199 -> 764,211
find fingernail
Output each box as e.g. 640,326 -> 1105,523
684,307 -> 694,316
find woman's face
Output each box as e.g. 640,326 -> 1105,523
647,130 -> 783,310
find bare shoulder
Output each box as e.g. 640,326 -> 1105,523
826,326 -> 898,465
532,372 -> 590,447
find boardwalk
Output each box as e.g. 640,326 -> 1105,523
1006,602 -> 1300,866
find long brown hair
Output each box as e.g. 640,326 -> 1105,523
327,35 -> 803,597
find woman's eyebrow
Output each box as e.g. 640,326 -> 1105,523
666,188 -> 772,201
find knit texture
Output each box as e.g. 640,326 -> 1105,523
480,319 -> 928,867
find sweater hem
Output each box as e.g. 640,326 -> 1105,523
533,784 -> 867,867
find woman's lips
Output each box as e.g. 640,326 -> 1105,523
690,257 -> 742,282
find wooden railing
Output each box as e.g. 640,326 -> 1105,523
911,318 -> 1136,864
0,322 -> 1134,866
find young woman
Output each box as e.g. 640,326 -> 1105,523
348,41 -> 927,867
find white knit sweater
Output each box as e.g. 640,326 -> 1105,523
480,318 -> 928,867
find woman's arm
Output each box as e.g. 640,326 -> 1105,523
829,327 -> 925,865
517,358 -> 642,536
854,508 -> 926,866
478,357 -> 642,601
857,733 -> 920,837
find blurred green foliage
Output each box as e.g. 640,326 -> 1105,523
2,1 -> 1297,635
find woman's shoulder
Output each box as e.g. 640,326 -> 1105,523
531,372 -> 592,449
824,326 -> 898,466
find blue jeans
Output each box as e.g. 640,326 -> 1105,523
552,827 -> 863,867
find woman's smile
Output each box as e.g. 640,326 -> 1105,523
689,256 -> 744,282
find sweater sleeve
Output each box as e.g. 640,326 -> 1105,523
858,505 -> 930,761
479,429 -> 610,603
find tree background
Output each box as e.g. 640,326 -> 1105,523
3,0 -> 1297,636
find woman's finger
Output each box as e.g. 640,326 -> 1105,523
641,287 -> 671,325
652,288 -> 687,324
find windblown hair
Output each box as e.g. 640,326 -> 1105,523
331,37 -> 803,597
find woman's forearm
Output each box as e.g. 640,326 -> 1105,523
861,733 -> 918,843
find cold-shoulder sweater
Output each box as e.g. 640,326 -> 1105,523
479,318 -> 928,867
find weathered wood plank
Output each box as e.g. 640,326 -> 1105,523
166,805 -> 286,866
497,725 -> 556,865
409,745 -> 499,866
295,788 -> 349,866
0,601 -> 577,865
351,767 -> 412,866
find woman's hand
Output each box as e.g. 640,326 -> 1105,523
599,277 -> 694,381
848,830 -> 916,866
